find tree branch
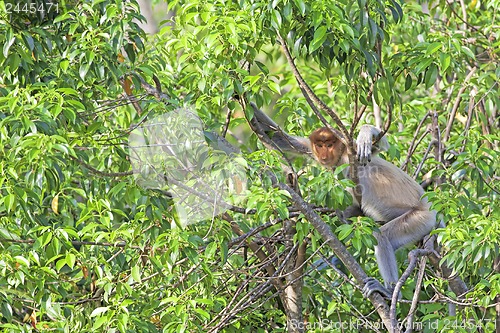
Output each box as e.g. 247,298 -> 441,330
390,249 -> 434,330
1,238 -> 140,249
277,35 -> 348,143
268,171 -> 394,331
403,257 -> 428,333
277,35 -> 362,204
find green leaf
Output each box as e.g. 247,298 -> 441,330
461,46 -> 475,59
131,265 -> 141,283
244,74 -> 262,87
271,10 -> 282,30
336,224 -> 353,240
79,64 -> 90,80
63,108 -> 77,123
362,49 -> 375,77
90,307 -> 109,317
38,232 -> 54,249
194,308 -> 210,320
424,64 -> 438,88
108,182 -> 127,198
309,26 -> 327,53
23,33 -> 35,51
204,242 -> 217,258
294,0 -> 306,15
3,30 -> 15,58
473,248 -> 483,263
268,80 -> 281,94
340,24 -> 355,39
53,12 -> 72,23
368,18 -> 378,47
255,61 -> 269,75
388,6 -> 400,23
440,53 -> 451,73
66,253 -> 76,269
220,241 -> 228,264
4,194 -> 16,213
276,204 -> 289,219
425,42 -> 442,55
352,236 -> 362,251
359,9 -> 368,28
52,144 -> 69,155
0,303 -> 13,321
414,58 -> 433,75
390,0 -> 403,22
14,256 -> 30,267
405,74 -> 412,91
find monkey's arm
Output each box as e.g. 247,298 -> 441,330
249,102 -> 313,157
356,125 -> 389,165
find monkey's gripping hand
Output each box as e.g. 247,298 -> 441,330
356,125 -> 389,165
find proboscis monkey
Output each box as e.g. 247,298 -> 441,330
248,103 -> 438,298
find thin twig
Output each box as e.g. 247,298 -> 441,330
402,112 -> 431,170
459,87 -> 477,154
0,238 -> 140,249
72,156 -> 134,177
390,249 -> 434,330
277,35 -> 348,143
222,108 -> 233,138
403,257 -> 428,333
402,129 -> 431,172
443,67 -> 477,142
413,139 -> 437,179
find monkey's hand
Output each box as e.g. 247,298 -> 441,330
356,125 -> 375,165
362,277 -> 393,299
356,125 -> 389,165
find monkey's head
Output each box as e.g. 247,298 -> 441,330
309,127 -> 345,167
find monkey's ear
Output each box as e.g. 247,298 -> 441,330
248,103 -> 313,157
356,125 -> 389,165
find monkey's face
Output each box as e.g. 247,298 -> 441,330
309,127 -> 344,167
312,140 -> 341,167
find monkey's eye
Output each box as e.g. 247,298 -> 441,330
327,143 -> 333,148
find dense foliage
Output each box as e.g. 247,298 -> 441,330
0,0 -> 498,332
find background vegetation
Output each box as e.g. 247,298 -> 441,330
0,0 -> 498,332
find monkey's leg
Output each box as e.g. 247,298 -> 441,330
363,208 -> 437,298
382,209 -> 437,250
363,230 -> 398,298
374,232 -> 400,289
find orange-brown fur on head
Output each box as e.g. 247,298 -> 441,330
309,127 -> 345,167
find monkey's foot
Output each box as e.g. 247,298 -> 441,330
362,278 -> 393,298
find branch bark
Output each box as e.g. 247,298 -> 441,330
277,35 -> 362,205
403,257 -> 428,333
390,249 -> 434,330
269,172 -> 395,331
